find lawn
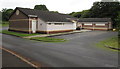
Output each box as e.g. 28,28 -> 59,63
96,37 -> 119,51
2,30 -> 66,42
2,30 -> 40,37
0,21 -> 9,27
30,37 -> 66,42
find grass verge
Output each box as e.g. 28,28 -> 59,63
1,30 -> 40,37
30,37 -> 66,42
1,30 -> 66,42
0,21 -> 9,27
96,37 -> 119,51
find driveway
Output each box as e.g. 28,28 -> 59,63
2,31 -> 118,67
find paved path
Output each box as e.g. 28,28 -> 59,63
2,31 -> 118,67
24,30 -> 82,38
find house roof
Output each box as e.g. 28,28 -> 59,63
16,7 -> 75,22
78,18 -> 112,22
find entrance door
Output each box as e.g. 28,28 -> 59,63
32,20 -> 36,33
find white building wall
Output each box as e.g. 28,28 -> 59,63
108,22 -> 112,29
46,22 -> 76,31
78,22 -> 108,24
37,18 -> 47,31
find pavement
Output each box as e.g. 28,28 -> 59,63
2,31 -> 118,67
24,30 -> 90,38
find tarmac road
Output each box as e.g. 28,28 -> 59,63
2,50 -> 32,67
2,31 -> 118,67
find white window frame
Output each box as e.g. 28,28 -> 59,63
95,24 -> 105,26
84,23 -> 92,25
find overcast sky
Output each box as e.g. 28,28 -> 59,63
0,0 -> 119,13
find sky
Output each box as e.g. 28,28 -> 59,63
0,0 -> 119,14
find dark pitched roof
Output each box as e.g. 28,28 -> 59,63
16,7 -> 74,22
78,18 -> 112,22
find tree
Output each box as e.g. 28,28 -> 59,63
115,12 -> 120,30
84,1 -> 120,28
0,11 -> 2,20
71,12 -> 82,18
69,12 -> 75,15
69,10 -> 89,18
34,5 -> 49,11
0,11 -> 2,23
87,2 -> 120,18
2,8 -> 14,21
80,10 -> 90,18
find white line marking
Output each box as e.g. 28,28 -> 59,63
0,47 -> 41,68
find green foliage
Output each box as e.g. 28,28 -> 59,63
86,2 -> 120,18
115,12 -> 120,31
0,11 -> 2,21
96,37 -> 119,51
69,12 -> 75,15
70,0 -> 120,32
80,10 -> 90,18
71,12 -> 82,18
0,21 -> 9,27
34,5 -> 49,11
79,1 -> 120,29
50,11 -> 59,13
69,10 -> 89,18
2,8 -> 14,21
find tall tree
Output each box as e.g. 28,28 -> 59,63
69,10 -> 89,18
0,11 -> 2,20
80,10 -> 90,18
86,2 -> 120,18
115,12 -> 120,30
0,11 -> 2,23
69,12 -> 75,15
71,12 -> 82,18
34,5 -> 49,11
2,8 -> 14,21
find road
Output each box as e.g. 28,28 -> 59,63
2,50 -> 32,67
2,31 -> 118,67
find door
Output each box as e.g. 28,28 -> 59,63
32,20 -> 37,33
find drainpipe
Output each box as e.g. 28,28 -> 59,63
81,23 -> 83,30
47,31 -> 49,34
93,23 -> 95,31
29,18 -> 31,34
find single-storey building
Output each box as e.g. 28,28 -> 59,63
77,18 -> 112,30
9,7 -> 77,34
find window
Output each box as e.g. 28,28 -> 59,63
84,23 -> 92,25
54,23 -> 63,25
48,23 -> 52,25
96,24 -> 105,26
16,10 -> 19,15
